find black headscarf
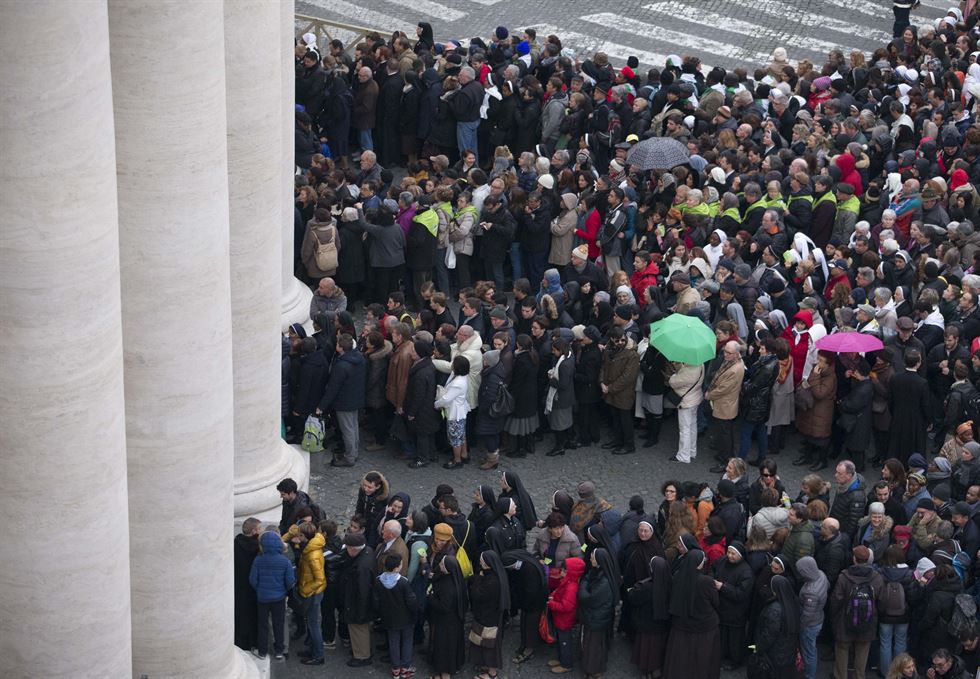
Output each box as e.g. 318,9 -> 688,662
484,526 -> 508,555
477,484 -> 496,508
439,555 -> 469,620
771,574 -> 801,635
501,548 -> 548,592
586,524 -> 621,584
632,520 -> 666,563
669,548 -> 707,618
492,497 -> 515,522
502,471 -> 538,530
592,547 -> 621,591
480,550 -> 511,613
648,556 -> 672,620
551,490 -> 574,522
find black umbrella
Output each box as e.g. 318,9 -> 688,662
625,136 -> 690,170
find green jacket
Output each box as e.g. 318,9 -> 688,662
781,520 -> 815,571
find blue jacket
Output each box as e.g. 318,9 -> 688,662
319,350 -> 366,412
249,532 -> 296,603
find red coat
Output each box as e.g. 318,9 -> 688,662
575,209 -> 602,259
781,310 -> 813,387
630,261 -> 660,307
823,272 -> 851,301
547,557 -> 585,630
699,534 -> 726,564
834,153 -> 863,196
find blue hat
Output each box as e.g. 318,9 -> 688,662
495,25 -> 509,40
517,41 -> 530,56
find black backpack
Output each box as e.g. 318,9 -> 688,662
880,580 -> 906,617
844,580 -> 877,636
947,383 -> 980,427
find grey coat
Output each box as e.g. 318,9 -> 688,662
768,369 -> 795,427
359,216 -> 406,268
796,556 -> 829,628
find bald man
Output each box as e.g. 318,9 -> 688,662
815,517 -> 850,588
707,341 -> 746,472
375,518 -> 409,573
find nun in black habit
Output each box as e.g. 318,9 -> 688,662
501,548 -> 549,664
469,484 -> 497,551
584,524 -> 622,584
488,497 -> 526,551
579,548 -> 620,676
754,574 -> 801,679
469,550 -> 510,678
628,555 -> 672,679
427,555 -> 468,679
662,549 -> 721,679
499,470 -> 538,530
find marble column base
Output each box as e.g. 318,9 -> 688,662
232,647 -> 266,679
234,439 -> 309,529
281,276 -> 313,333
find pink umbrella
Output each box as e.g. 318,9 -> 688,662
815,332 -> 884,353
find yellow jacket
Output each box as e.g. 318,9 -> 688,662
296,532 -> 326,597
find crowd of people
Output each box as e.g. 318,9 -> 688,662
243,3 -> 980,678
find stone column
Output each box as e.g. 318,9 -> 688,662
0,3 -> 133,677
108,1 -> 257,677
225,0 -> 308,526
280,0 -> 313,331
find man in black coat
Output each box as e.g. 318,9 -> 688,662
573,326 -> 603,446
277,477 -> 312,534
518,191 -> 554,294
234,517 -> 261,651
815,517 -> 851,592
317,334 -> 367,467
739,343 -> 778,465
289,337 -> 328,443
341,533 -> 377,667
404,339 -> 440,468
888,349 -> 931,465
477,196 -> 515,290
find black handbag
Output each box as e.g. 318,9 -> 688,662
490,383 -> 515,418
745,651 -> 775,679
665,366 -> 702,407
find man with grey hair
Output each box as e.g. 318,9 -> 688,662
706,340 -> 745,472
854,266 -> 876,298
829,460 -> 865,539
353,66 -> 379,152
374,519 -> 409,573
446,65 -> 484,160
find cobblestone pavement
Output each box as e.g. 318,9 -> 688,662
276,410 -> 876,678
298,0 -> 952,71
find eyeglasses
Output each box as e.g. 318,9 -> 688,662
760,473 -> 773,478
665,489 -> 677,495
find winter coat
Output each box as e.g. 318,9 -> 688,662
372,572 -> 418,630
548,557 -> 585,630
876,564 -> 913,624
748,506 -> 790,539
888,368 -> 931,463
815,532 -> 851,588
533,524 -> 582,570
549,199 -> 579,266
756,600 -> 799,667
577,569 -> 617,629
404,357 -> 440,435
360,217 -> 406,268
342,547 -> 377,624
434,374 -> 470,421
574,343 -> 603,404
740,353 -> 778,423
478,207 -> 516,263
705,358 -> 744,420
353,78 -> 379,130
249,532 -> 296,603
433,332 -> 483,409
475,361 -> 507,435
386,340 -> 415,410
830,475 -> 867,540
747,477 -> 786,516
297,532 -> 327,598
667,361 -> 705,409
509,351 -> 539,418
602,345 -> 642,410
448,206 -> 476,256
797,556 -> 829,628
781,520 -> 815,570
336,219 -> 366,285
710,498 -> 747,547
712,557 -> 754,626
916,573 -> 963,655
293,349 -> 328,418
301,218 -> 341,278
830,564 -> 884,642
838,377 -> 873,451
405,218 -> 437,271
319,349 -> 366,413
852,515 -> 894,560
365,341 -> 392,409
795,364 -> 836,439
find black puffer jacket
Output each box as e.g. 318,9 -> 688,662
478,207 -> 516,263
829,475 -> 867,540
916,573 -> 963,658
739,352 -> 778,423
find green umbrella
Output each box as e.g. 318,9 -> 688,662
648,314 -> 716,364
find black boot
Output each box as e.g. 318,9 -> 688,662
565,429 -> 579,450
809,444 -> 828,471
792,441 -> 811,466
511,434 -> 527,458
526,434 -> 536,455
546,431 -> 566,456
